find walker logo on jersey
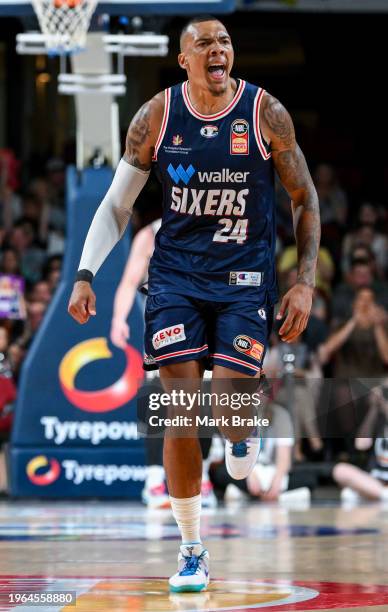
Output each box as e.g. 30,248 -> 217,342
200,124 -> 219,138
230,119 -> 249,155
233,335 -> 264,362
59,338 -> 144,413
229,271 -> 263,286
167,163 -> 195,185
26,455 -> 61,486
152,324 -> 186,350
198,169 -> 249,183
258,308 -> 267,320
172,134 -> 183,146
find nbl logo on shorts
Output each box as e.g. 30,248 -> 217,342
233,335 -> 264,362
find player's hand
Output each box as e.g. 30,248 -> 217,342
67,281 -> 96,324
110,318 -> 130,349
276,283 -> 313,343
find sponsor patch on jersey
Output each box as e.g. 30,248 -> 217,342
229,271 -> 263,286
230,118 -> 249,155
152,324 -> 186,350
200,124 -> 219,138
233,335 -> 264,362
258,308 -> 267,320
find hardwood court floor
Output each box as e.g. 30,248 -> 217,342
0,500 -> 387,611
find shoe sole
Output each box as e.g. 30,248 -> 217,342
169,582 -> 208,593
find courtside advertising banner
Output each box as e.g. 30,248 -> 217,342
9,167 -> 146,497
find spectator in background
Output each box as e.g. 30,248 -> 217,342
28,177 -> 65,255
332,249 -> 388,324
5,219 -> 46,284
29,280 -> 52,305
320,287 -> 388,379
0,247 -> 22,276
314,163 -> 348,228
43,254 -> 62,276
45,268 -> 61,293
16,301 -> 46,351
319,287 -> 388,446
0,327 -> 14,380
0,149 -> 22,232
265,328 -> 323,462
333,379 -> 388,504
342,204 -> 388,278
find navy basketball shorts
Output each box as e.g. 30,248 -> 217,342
144,293 -> 274,377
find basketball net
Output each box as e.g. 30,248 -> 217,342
31,0 -> 99,53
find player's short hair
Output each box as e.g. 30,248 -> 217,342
180,15 -> 224,50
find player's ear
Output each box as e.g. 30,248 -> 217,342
178,53 -> 187,70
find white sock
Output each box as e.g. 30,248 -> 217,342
146,465 -> 165,489
170,494 -> 202,545
380,487 -> 388,501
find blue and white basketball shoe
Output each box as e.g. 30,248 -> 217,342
225,432 -> 261,480
169,543 -> 210,592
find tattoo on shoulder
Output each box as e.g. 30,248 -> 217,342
123,102 -> 152,171
262,94 -> 295,149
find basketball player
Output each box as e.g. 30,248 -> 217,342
68,16 -> 320,592
110,218 -> 218,509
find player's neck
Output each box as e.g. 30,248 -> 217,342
186,78 -> 237,116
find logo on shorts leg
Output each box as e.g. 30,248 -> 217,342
152,324 -> 186,351
258,308 -> 267,320
233,335 -> 264,362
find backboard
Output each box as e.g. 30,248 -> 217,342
0,0 -> 235,16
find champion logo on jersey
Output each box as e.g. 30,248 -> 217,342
167,163 -> 196,185
200,125 -> 219,138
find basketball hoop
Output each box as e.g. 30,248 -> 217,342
30,0 -> 98,54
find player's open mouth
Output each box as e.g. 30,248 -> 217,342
207,65 -> 226,81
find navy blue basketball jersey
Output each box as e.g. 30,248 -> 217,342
148,79 -> 278,304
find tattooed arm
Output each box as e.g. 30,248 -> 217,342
68,93 -> 164,324
123,91 -> 165,170
261,93 -> 321,342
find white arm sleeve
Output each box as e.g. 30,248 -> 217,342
78,159 -> 150,276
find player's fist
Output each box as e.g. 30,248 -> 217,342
110,318 -> 130,349
68,281 -> 96,324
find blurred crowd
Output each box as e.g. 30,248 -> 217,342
0,150 -> 388,503
0,149 -> 65,439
